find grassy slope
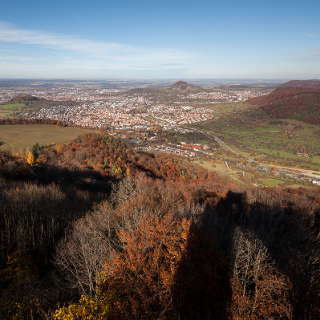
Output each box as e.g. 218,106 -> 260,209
0,124 -> 96,153
194,159 -> 292,188
194,159 -> 249,186
195,103 -> 320,170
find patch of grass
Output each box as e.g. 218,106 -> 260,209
0,104 -> 26,118
166,130 -> 214,145
0,103 -> 25,110
194,159 -> 247,186
258,178 -> 283,187
0,124 -> 96,153
207,102 -> 255,116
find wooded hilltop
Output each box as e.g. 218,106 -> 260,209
0,132 -> 319,320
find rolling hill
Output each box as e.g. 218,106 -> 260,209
248,80 -> 320,124
127,80 -> 202,96
165,80 -> 202,92
280,79 -> 320,88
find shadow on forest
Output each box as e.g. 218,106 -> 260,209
0,164 -> 114,270
1,163 -> 116,192
173,191 -> 320,320
0,164 -> 116,317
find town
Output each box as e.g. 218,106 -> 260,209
1,82 -> 267,159
0,81 -> 272,129
4,79 -> 317,186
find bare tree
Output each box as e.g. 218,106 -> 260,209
111,176 -> 136,205
232,228 -> 292,319
55,201 -> 119,295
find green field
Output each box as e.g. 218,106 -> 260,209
194,159 -> 248,186
0,103 -> 25,110
194,158 -> 308,188
195,103 -> 320,170
207,102 -> 255,117
0,103 -> 26,118
0,124 -> 96,153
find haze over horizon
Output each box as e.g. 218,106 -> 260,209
0,0 -> 319,79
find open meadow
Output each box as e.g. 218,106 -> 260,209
193,158 -> 300,188
0,124 -> 96,153
196,103 -> 320,170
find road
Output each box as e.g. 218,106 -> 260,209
189,127 -> 320,182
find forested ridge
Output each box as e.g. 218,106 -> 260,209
249,84 -> 320,125
0,133 -> 319,319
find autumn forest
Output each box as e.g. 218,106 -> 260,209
0,132 -> 319,319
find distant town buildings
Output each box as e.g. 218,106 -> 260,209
0,83 -> 272,161
0,85 -> 270,130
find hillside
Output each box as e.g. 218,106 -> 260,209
280,79 -> 320,88
166,80 -> 202,91
248,80 -> 320,124
195,100 -> 320,170
127,80 -> 202,97
0,131 -> 319,319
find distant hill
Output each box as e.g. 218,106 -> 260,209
128,80 -> 202,95
280,79 -> 320,89
248,80 -> 320,124
167,80 -> 202,91
125,81 -> 203,103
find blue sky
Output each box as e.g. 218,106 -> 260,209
0,0 -> 319,79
